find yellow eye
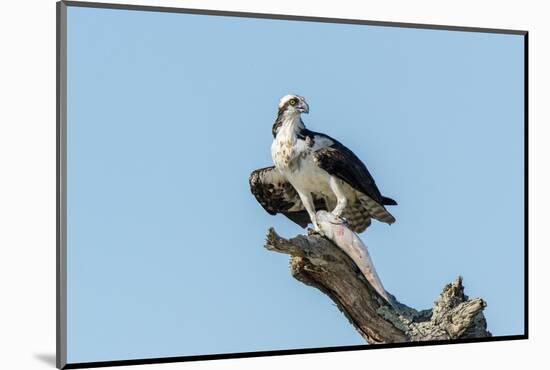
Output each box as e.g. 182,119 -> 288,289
289,99 -> 296,106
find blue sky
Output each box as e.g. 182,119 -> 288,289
66,6 -> 525,363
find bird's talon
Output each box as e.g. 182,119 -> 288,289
314,224 -> 326,237
329,213 -> 348,225
307,227 -> 317,236
307,224 -> 324,236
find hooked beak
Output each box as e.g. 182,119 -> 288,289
298,101 -> 309,114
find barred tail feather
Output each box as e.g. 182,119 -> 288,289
358,194 -> 396,225
341,205 -> 371,233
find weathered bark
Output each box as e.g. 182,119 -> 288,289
265,225 -> 491,344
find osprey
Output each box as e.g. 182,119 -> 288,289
249,94 -> 397,233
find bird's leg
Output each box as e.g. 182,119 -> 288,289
296,190 -> 321,233
329,176 -> 348,218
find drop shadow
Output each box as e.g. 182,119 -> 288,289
34,353 -> 56,367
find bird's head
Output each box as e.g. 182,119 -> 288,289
278,94 -> 309,116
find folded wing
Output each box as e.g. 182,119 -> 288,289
249,166 -> 326,228
313,139 -> 397,224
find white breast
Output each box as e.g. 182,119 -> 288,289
271,122 -> 304,171
271,125 -> 333,197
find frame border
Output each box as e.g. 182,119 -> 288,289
62,0 -> 527,35
57,1 -> 68,369
56,1 -> 529,369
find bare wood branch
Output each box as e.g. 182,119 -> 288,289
265,226 -> 491,344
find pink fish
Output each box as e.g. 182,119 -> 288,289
316,211 -> 391,304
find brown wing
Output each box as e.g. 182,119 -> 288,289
249,166 -> 326,228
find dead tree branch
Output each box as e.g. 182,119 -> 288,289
265,227 -> 491,344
